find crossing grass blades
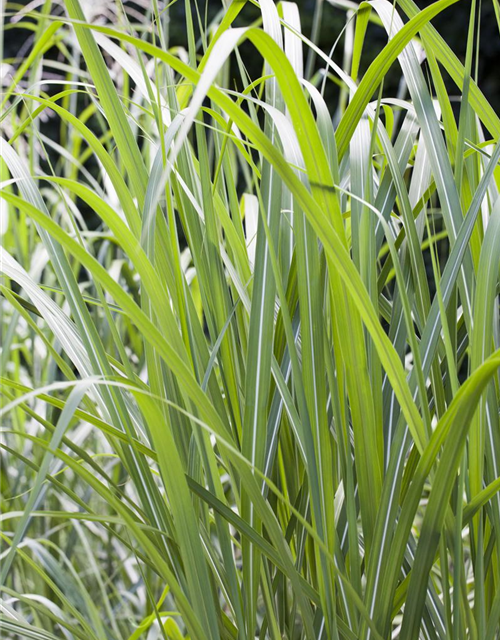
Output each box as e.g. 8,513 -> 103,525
1,0 -> 500,638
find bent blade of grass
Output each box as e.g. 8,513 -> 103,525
401,352 -> 500,639
336,0 -> 459,158
71,16 -> 429,471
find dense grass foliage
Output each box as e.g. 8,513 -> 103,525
1,0 -> 500,638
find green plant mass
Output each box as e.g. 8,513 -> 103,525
1,0 -> 500,638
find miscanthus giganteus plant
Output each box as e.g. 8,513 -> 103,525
1,0 -> 500,638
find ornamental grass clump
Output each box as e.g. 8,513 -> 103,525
1,0 -> 500,638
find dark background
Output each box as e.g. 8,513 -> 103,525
4,0 -> 499,114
